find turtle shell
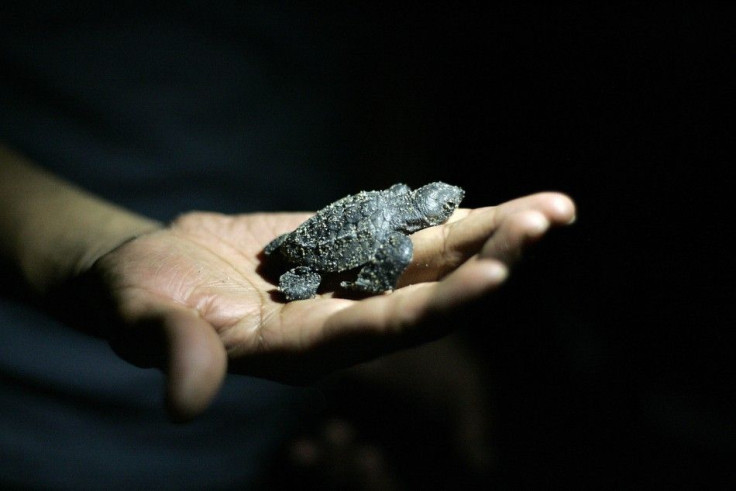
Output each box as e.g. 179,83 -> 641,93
276,190 -> 394,272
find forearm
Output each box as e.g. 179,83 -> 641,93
0,143 -> 162,295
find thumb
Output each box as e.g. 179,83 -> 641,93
161,307 -> 228,423
110,301 -> 228,423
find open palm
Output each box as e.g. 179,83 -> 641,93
85,192 -> 575,421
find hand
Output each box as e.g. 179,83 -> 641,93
281,334 -> 499,489
70,192 -> 575,421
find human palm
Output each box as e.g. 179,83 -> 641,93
86,192 -> 574,421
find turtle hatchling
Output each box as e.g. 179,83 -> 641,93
264,182 -> 465,301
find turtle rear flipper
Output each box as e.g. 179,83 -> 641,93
341,232 -> 413,293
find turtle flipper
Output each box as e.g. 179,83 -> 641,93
341,232 -> 413,293
279,266 -> 321,301
264,233 -> 291,255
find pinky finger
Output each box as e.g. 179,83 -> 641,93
325,256 -> 507,347
428,257 -> 509,312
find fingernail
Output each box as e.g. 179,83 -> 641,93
550,195 -> 576,224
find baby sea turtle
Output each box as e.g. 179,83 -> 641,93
264,182 -> 465,301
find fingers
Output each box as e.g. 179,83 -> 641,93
110,294 -> 227,423
323,257 -> 508,353
429,257 -> 508,312
239,256 -> 507,383
478,209 -> 550,265
406,192 -> 575,282
285,418 -> 400,489
312,193 -> 575,362
161,307 -> 228,422
479,191 -> 576,226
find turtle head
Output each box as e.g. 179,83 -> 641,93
413,182 -> 465,227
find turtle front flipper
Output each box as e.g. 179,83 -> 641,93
264,233 -> 290,255
279,266 -> 322,301
341,232 -> 413,293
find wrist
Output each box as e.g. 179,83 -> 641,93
62,207 -> 164,287
23,194 -> 164,295
1,144 -> 163,295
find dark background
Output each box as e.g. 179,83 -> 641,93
1,2 -> 731,488
298,3 -> 733,488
